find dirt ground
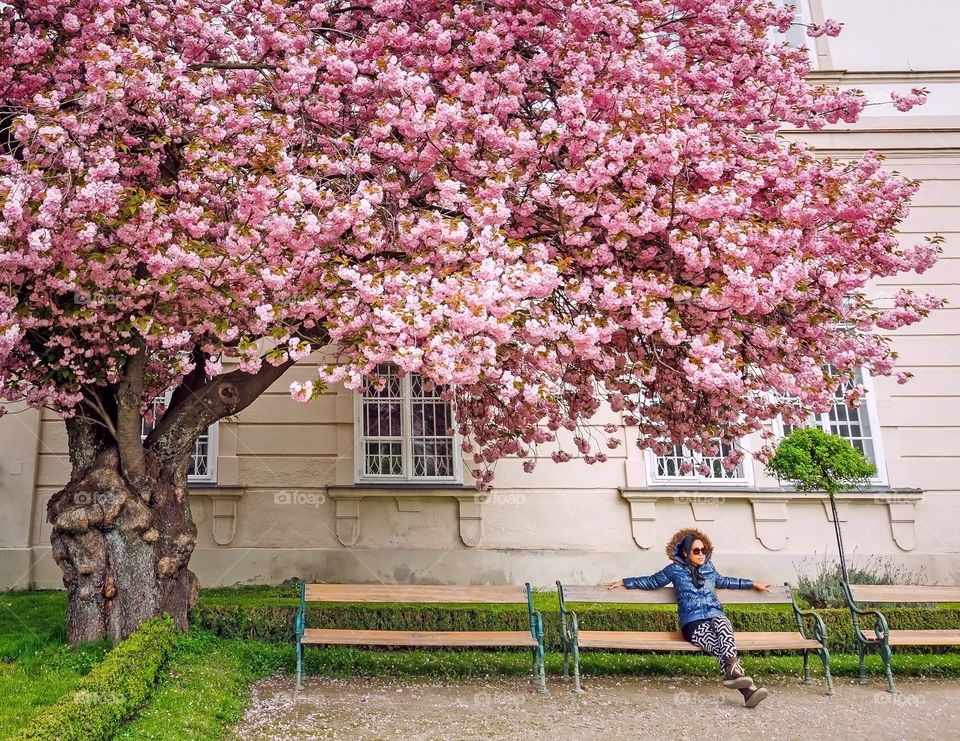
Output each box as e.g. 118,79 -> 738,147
231,674 -> 960,740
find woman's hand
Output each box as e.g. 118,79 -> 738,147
603,579 -> 625,590
753,582 -> 771,592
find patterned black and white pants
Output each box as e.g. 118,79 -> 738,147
683,615 -> 739,670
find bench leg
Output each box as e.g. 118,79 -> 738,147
530,647 -> 540,686
857,643 -> 868,684
571,642 -> 583,693
880,641 -> 897,693
802,649 -> 812,685
295,638 -> 303,691
537,645 -> 548,694
819,647 -> 834,696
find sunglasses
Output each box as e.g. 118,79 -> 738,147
690,547 -> 710,556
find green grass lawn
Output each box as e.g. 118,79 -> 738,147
0,591 -> 110,739
113,630 -> 287,741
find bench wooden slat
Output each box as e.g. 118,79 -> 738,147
734,632 -> 825,649
301,628 -> 538,647
577,631 -> 701,650
304,584 -> 527,604
561,584 -> 792,605
850,584 -> 960,603
862,629 -> 960,646
576,630 -> 822,651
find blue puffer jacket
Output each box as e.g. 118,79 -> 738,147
622,528 -> 753,628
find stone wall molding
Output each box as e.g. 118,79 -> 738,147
188,486 -> 245,546
326,486 -> 484,547
618,488 -> 924,553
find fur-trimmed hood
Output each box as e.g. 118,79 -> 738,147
665,528 -> 714,563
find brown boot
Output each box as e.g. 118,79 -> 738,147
722,656 -> 753,689
740,684 -> 769,708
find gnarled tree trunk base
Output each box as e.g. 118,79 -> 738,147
47,446 -> 198,644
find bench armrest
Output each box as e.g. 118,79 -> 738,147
528,609 -> 545,647
851,607 -> 891,643
556,581 -> 575,643
561,609 -> 579,645
785,582 -> 828,645
794,608 -> 829,646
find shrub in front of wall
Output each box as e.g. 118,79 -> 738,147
795,554 -> 929,608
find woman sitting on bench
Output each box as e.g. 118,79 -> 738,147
604,528 -> 772,708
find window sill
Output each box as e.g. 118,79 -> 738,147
337,482 -> 468,490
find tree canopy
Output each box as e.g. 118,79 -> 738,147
767,426 -> 877,497
0,0 -> 942,487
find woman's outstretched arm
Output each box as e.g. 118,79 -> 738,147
604,565 -> 673,590
713,567 -> 770,591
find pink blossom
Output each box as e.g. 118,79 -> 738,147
890,88 -> 928,113
0,0 -> 941,490
290,381 -> 315,403
808,19 -> 843,38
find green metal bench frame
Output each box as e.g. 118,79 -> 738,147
841,581 -> 896,693
841,582 -> 960,693
295,581 -> 547,692
557,580 -> 832,694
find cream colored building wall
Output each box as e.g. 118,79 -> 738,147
2,0 -> 959,591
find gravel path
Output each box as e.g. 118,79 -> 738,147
232,675 -> 960,740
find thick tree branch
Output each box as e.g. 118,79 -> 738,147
64,413 -> 108,475
168,345 -> 208,413
116,348 -> 147,479
145,332 -> 328,462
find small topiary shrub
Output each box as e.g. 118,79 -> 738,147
768,426 -> 877,581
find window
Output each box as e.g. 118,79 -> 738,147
355,364 -> 460,483
768,0 -> 819,70
646,438 -> 752,486
777,367 -> 886,483
141,390 -> 219,483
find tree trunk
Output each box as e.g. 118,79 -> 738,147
47,424 -> 198,644
46,351 -> 304,644
829,495 -> 850,584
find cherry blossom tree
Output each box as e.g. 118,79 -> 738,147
0,0 -> 942,642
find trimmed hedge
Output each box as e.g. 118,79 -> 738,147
14,616 -> 178,741
192,597 -> 960,655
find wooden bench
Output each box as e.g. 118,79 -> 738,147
295,582 -> 547,691
844,583 -> 960,692
557,582 -> 832,694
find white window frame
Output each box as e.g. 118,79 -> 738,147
353,366 -> 462,484
773,367 -> 888,486
142,389 -> 219,484
767,0 -> 819,70
645,437 -> 755,487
